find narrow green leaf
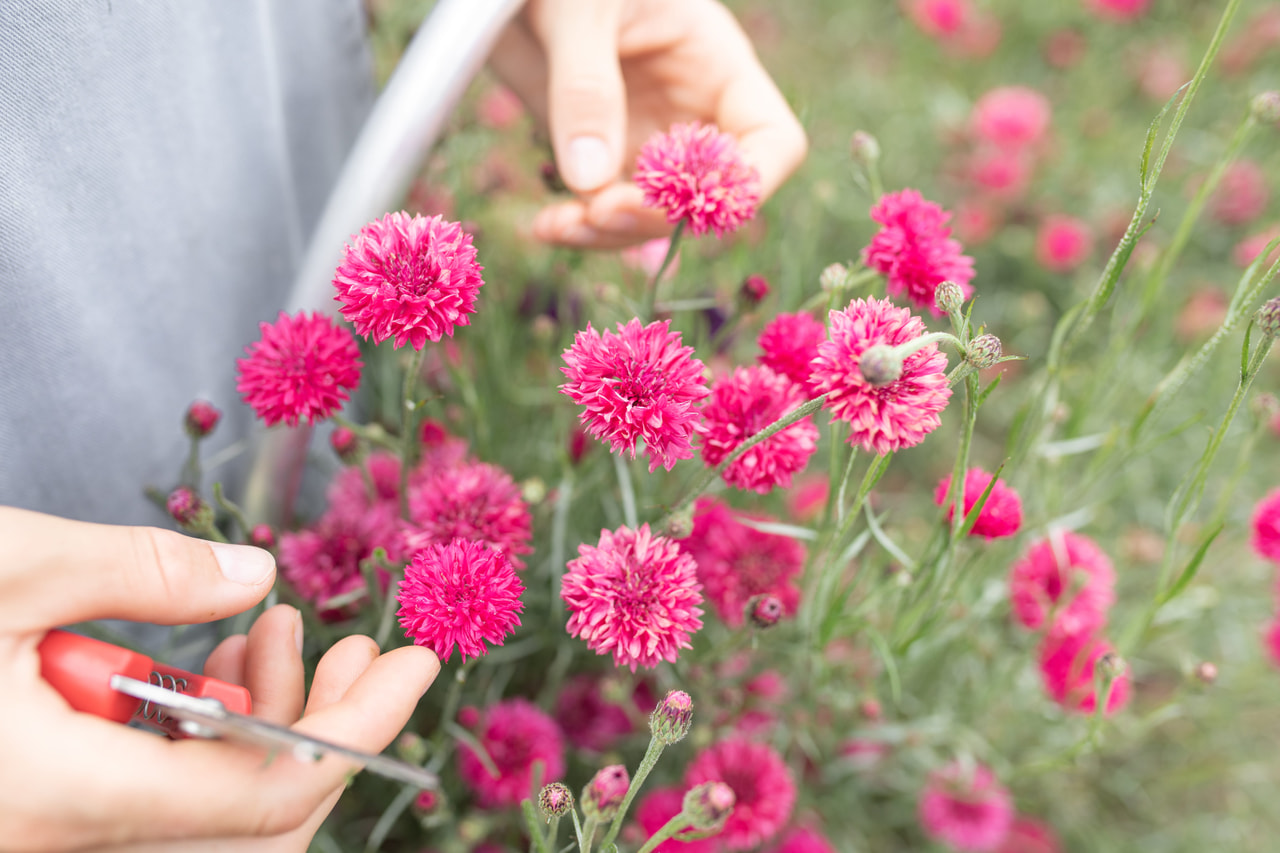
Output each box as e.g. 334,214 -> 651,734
865,626 -> 901,707
1160,523 -> 1223,606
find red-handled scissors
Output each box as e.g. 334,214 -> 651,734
38,629 -> 438,790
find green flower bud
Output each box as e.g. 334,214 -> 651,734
1251,91 -> 1280,124
538,782 -> 574,820
934,280 -> 965,315
580,765 -> 629,823
1256,297 -> 1280,337
858,344 -> 903,386
650,689 -> 694,745
965,334 -> 1003,370
819,262 -> 851,293
681,782 -> 735,832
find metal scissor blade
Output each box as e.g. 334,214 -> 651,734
110,675 -> 438,790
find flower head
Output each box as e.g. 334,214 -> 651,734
650,689 -> 695,745
184,401 -> 221,439
684,737 -> 795,850
634,121 -> 760,237
699,366 -> 819,494
236,311 -> 362,427
1038,631 -> 1131,715
997,817 -> 1063,853
1035,216 -> 1094,273
397,539 -> 524,663
458,698 -> 565,808
862,190 -> 976,314
332,212 -> 484,350
1009,531 -> 1115,637
539,783 -> 574,819
562,524 -> 704,671
971,87 -> 1052,149
404,460 -> 533,570
918,762 -> 1014,852
1086,0 -> 1151,21
681,498 -> 805,628
1210,160 -> 1269,227
903,0 -> 971,37
553,673 -> 652,753
810,297 -> 952,454
934,468 -> 1022,539
634,788 -> 720,853
774,826 -> 839,853
278,510 -> 389,620
757,312 -> 828,392
1252,489 -> 1280,562
1265,617 -> 1280,668
560,319 -> 709,472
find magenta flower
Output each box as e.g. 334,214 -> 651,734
1265,618 -> 1280,668
634,121 -> 760,238
552,674 -> 652,754
934,467 -> 1023,539
862,189 -> 975,314
1037,631 -> 1130,715
997,817 -> 1064,853
684,737 -> 796,850
397,539 -> 524,663
332,212 -> 484,350
903,0 -> 972,38
1086,0 -> 1151,20
561,524 -> 704,671
970,86 -> 1052,149
236,311 -> 362,428
560,318 -> 709,473
773,826 -> 838,853
809,297 -> 952,454
457,698 -> 565,808
404,460 -> 533,570
278,509 -> 390,620
1251,489 -> 1280,562
918,762 -> 1014,852
681,498 -> 804,628
699,366 -> 818,494
756,311 -> 827,393
1035,215 -> 1094,273
1009,531 -> 1115,637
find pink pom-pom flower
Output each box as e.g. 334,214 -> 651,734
862,189 -> 976,314
757,311 -> 828,392
1210,160 -> 1269,227
236,311 -> 362,428
457,698 -> 565,808
1251,488 -> 1280,562
404,460 -> 533,570
903,0 -> 972,38
971,86 -> 1052,149
684,737 -> 796,850
1085,0 -> 1152,21
918,762 -> 1014,852
1037,630 -> 1130,715
1009,531 -> 1115,637
1035,215 -> 1094,273
996,817 -> 1064,853
634,121 -> 761,238
934,468 -> 1023,539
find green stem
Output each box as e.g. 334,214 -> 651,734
374,570 -> 403,649
522,800 -> 552,853
365,785 -> 419,853
399,347 -> 427,518
180,436 -> 202,489
642,220 -> 685,322
425,661 -> 473,774
212,481 -> 250,542
613,454 -> 639,530
600,736 -> 665,849
580,816 -> 600,853
637,813 -> 694,853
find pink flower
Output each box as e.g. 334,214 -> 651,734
553,674 -> 652,753
560,318 -> 709,473
397,539 -> 524,663
771,826 -> 838,853
971,87 -> 1052,149
476,85 -> 524,129
634,787 -> 719,853
332,212 -> 484,350
184,401 -> 221,438
1086,0 -> 1152,21
996,817 -> 1063,853
862,189 -> 976,314
1265,618 -> 1280,668
685,738 -> 796,850
236,311 -> 362,428
458,698 -> 565,808
934,468 -> 1023,539
903,0 -> 971,37
1233,225 -> 1280,268
1009,532 -> 1115,637
757,312 -> 827,391
279,510 -> 388,620
562,524 -> 704,671
404,460 -> 533,570
918,762 -> 1014,852
1209,160 -> 1270,227
1038,631 -> 1130,715
1251,488 -> 1280,562
634,121 -> 761,238
1035,216 -> 1094,272
968,147 -> 1032,198
681,498 -> 805,628
810,297 -> 952,454
699,366 -> 819,493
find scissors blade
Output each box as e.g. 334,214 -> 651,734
110,675 -> 438,790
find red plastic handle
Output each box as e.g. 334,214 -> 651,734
37,630 -> 252,735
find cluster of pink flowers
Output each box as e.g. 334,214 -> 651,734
918,762 -> 1013,852
862,189 -> 975,314
901,0 -> 1001,59
1251,490 -> 1280,667
457,698 -> 565,808
634,121 -> 761,238
756,311 -> 827,393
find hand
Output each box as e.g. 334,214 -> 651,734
0,507 -> 440,852
491,0 -> 807,249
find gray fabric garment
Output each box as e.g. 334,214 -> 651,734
0,0 -> 374,526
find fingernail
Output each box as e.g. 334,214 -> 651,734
210,541 -> 276,586
293,608 -> 304,655
566,136 -> 612,190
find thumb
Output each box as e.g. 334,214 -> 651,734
530,0 -> 627,194
0,507 -> 275,633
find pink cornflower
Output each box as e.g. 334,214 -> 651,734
968,147 -> 1032,199
862,189 -> 976,314
1085,0 -> 1151,21
560,318 -> 709,473
1251,488 -> 1280,562
971,87 -> 1052,149
404,460 -> 533,570
1035,216 -> 1094,273
236,311 -> 362,428
476,84 -> 524,129
809,297 -> 952,454
918,762 -> 1014,852
903,0 -> 971,37
681,498 -> 805,628
458,698 -> 565,808
1009,531 -> 1115,637
1233,225 -> 1280,269
1210,160 -> 1270,227
699,366 -> 818,494
562,524 -> 704,671
397,539 -> 524,663
278,509 -> 388,620
634,121 -> 760,238
1265,618 -> 1280,668
757,312 -> 827,392
1038,631 -> 1130,715
332,212 -> 484,350
996,817 -> 1063,853
183,400 -> 221,438
772,826 -> 838,853
685,737 -> 796,850
633,787 -> 719,853
553,673 -> 653,753
934,468 -> 1023,539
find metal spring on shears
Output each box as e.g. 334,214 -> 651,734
137,671 -> 189,723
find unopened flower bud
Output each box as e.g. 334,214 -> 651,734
858,344 -> 903,386
1195,661 -> 1218,685
663,503 -> 696,540
1256,297 -> 1280,337
681,781 -> 735,832
184,400 -> 221,439
396,732 -> 428,765
739,274 -> 770,308
849,131 -> 881,166
965,334 -> 1003,370
412,789 -> 440,815
1251,91 -> 1280,124
746,594 -> 784,629
456,705 -> 481,728
1097,651 -> 1126,682
934,280 -> 965,315
581,765 -> 629,822
820,262 -> 851,293
650,689 -> 694,745
568,427 -> 591,466
420,418 -> 449,447
166,487 -> 213,531
330,426 -> 359,463
538,782 -> 574,819
249,523 -> 276,550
